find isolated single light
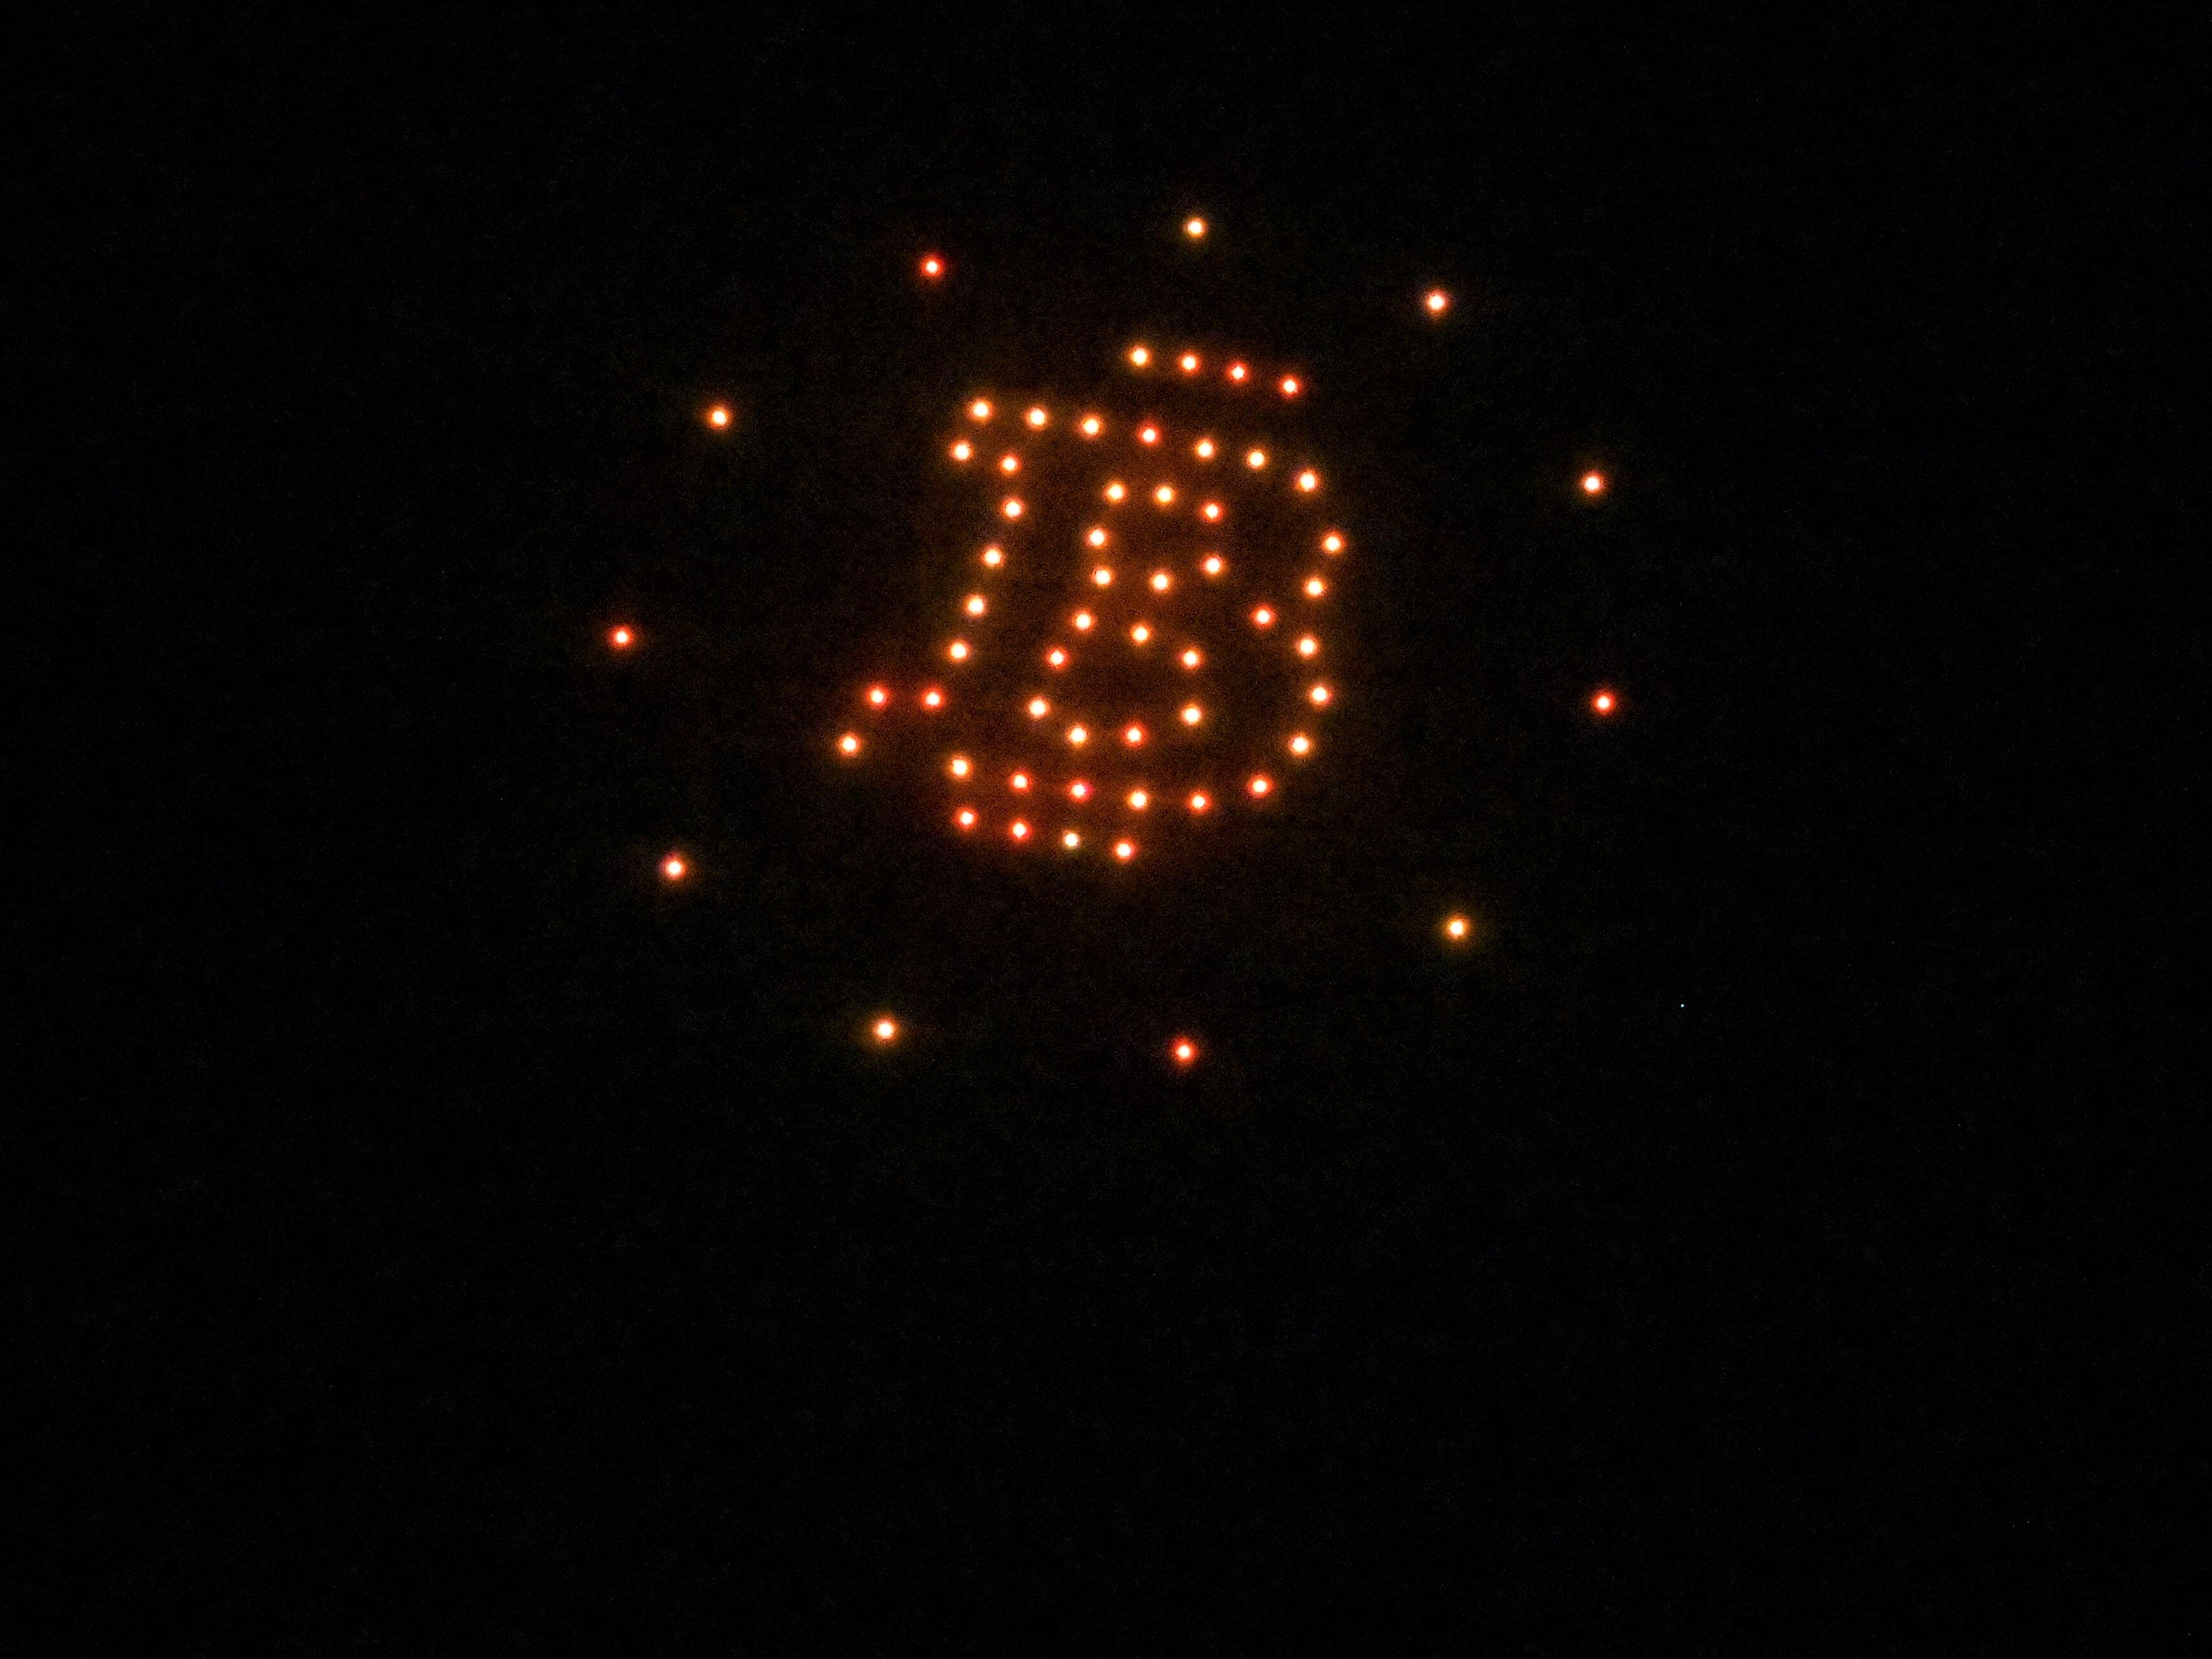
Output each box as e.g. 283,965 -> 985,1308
1309,684 -> 1332,706
1068,780 -> 1090,801
920,255 -> 944,278
609,626 -> 634,648
1009,820 -> 1030,841
1027,697 -> 1051,719
1201,555 -> 1224,577
1246,448 -> 1267,469
1195,438 -> 1215,459
1128,789 -> 1149,809
1424,288 -> 1449,314
964,593 -> 987,616
1185,217 -> 1207,239
1279,376 -> 1301,397
1179,352 -> 1201,374
1297,470 -> 1319,492
1288,734 -> 1312,756
1582,471 -> 1607,496
920,687 -> 944,709
1105,481 -> 1127,501
950,441 -> 973,462
1063,829 -> 1081,849
1010,771 -> 1030,791
1227,362 -> 1248,383
1304,576 -> 1327,598
981,545 -> 1004,568
872,1016 -> 900,1043
1187,791 -> 1210,813
661,854 -> 688,880
1180,703 -> 1203,725
1248,775 -> 1272,797
838,733 -> 861,756
1321,531 -> 1345,554
866,684 -> 890,705
1113,839 -> 1136,861
1179,648 -> 1202,669
1252,606 -> 1275,628
1081,414 -> 1104,437
1296,635 -> 1319,657
1444,914 -> 1471,941
1026,407 -> 1049,428
1002,498 -> 1024,518
1067,725 -> 1088,746
949,755 -> 971,778
970,400 -> 992,421
705,405 -> 731,429
1129,345 -> 1151,367
1046,647 -> 1068,668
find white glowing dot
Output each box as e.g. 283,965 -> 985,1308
1063,829 -> 1081,849
1180,703 -> 1203,725
1304,577 -> 1326,599
1093,566 -> 1114,587
1279,377 -> 1301,397
1180,648 -> 1201,669
949,755 -> 971,778
981,545 -> 1004,568
1081,415 -> 1103,437
1154,484 -> 1176,506
1130,623 -> 1151,644
1026,407 -> 1049,428
1113,839 -> 1135,861
866,684 -> 889,705
1123,723 -> 1145,746
1151,570 -> 1172,593
1249,775 -> 1272,797
1582,471 -> 1606,495
1201,555 -> 1224,577
1227,363 -> 1248,383
1046,647 -> 1067,668
1245,448 -> 1267,469
964,594 -> 986,616
1000,454 -> 1020,474
662,854 -> 688,879
1010,772 -> 1029,791
1185,217 -> 1207,239
1027,697 -> 1050,718
1128,789 -> 1149,809
838,733 -> 861,755
1297,470 -> 1319,492
1068,725 -> 1088,746
1195,438 -> 1216,459
1073,611 -> 1094,631
1444,914 -> 1471,941
1002,498 -> 1024,519
1297,635 -> 1319,657
1010,820 -> 1030,840
1321,532 -> 1345,554
1188,792 -> 1210,813
1288,734 -> 1312,756
1138,426 -> 1160,445
1129,346 -> 1151,367
1105,482 -> 1127,501
920,687 -> 944,709
970,400 -> 992,421
949,639 -> 970,661
1179,352 -> 1201,374
950,441 -> 973,462
706,406 -> 731,429
1592,689 -> 1618,714
955,809 -> 977,829
872,1016 -> 899,1041
1309,684 -> 1331,706
1252,607 -> 1274,628
1069,780 -> 1090,800
1201,501 -> 1222,522
609,627 -> 634,648
1088,526 -> 1110,548
1172,1038 -> 1197,1065
1426,289 -> 1450,314
920,255 -> 943,278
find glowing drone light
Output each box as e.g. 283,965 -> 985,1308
609,626 -> 634,649
920,255 -> 945,278
838,733 -> 862,756
1129,345 -> 1151,367
1026,407 -> 1049,428
705,405 -> 731,429
661,854 -> 688,880
970,400 -> 993,421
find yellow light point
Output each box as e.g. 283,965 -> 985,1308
1279,376 -> 1301,397
950,441 -> 972,462
1128,789 -> 1149,809
1180,648 -> 1202,669
982,545 -> 1004,568
1151,570 -> 1172,593
1138,425 -> 1160,446
1321,531 -> 1345,555
1045,647 -> 1068,669
838,732 -> 862,756
920,687 -> 944,709
1181,703 -> 1203,725
1297,635 -> 1319,658
1069,780 -> 1090,801
609,626 -> 634,648
1113,839 -> 1136,861
1105,481 -> 1127,502
1297,471 -> 1321,493
920,254 -> 944,278
1179,352 -> 1201,374
705,405 -> 731,429
1201,554 -> 1224,577
1252,606 -> 1275,628
1123,723 -> 1145,746
949,640 -> 970,661
1063,829 -> 1081,850
1129,345 -> 1151,367
1081,414 -> 1104,437
964,594 -> 986,617
1304,577 -> 1327,600
949,755 -> 971,779
866,684 -> 890,705
1002,498 -> 1024,519
1088,527 -> 1110,548
1425,289 -> 1449,315
1026,407 -> 1049,428
1201,501 -> 1222,522
1582,471 -> 1607,495
1172,1037 -> 1199,1066
1592,689 -> 1619,715
1195,438 -> 1215,460
1288,734 -> 1312,756
999,454 -> 1020,474
1027,697 -> 1051,719
1188,791 -> 1210,813
1093,566 -> 1115,587
872,1016 -> 900,1043
1246,448 -> 1267,469
662,854 -> 688,880
955,808 -> 977,830
1185,216 -> 1207,239
1309,684 -> 1332,706
1068,725 -> 1088,746
1010,771 -> 1030,791
1227,362 -> 1249,383
970,400 -> 992,421
1130,623 -> 1151,644
1073,611 -> 1094,631
1444,914 -> 1471,942
1249,775 -> 1272,798
1009,820 -> 1030,841
1154,484 -> 1176,506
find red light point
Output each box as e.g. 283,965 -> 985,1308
609,626 -> 634,649
920,254 -> 945,280
661,854 -> 688,881
1170,1036 -> 1199,1067
705,405 -> 731,430
1582,470 -> 1607,496
1591,689 -> 1619,716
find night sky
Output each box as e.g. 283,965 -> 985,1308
27,13 -> 2190,1647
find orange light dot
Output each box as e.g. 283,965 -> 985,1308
1138,426 -> 1160,445
838,733 -> 862,756
921,688 -> 946,711
1123,723 -> 1145,746
1201,501 -> 1222,522
1172,1037 -> 1198,1066
1201,555 -> 1224,577
1591,689 -> 1618,715
1010,771 -> 1030,790
949,640 -> 970,661
1027,697 -> 1050,719
1444,914 -> 1471,941
949,755 -> 971,778
661,854 -> 688,880
1026,407 -> 1048,428
1105,482 -> 1127,501
1246,448 -> 1267,469
970,400 -> 992,421
1424,289 -> 1449,314
1062,829 -> 1081,850
1297,470 -> 1319,492
1321,531 -> 1345,554
1002,498 -> 1024,519
1180,703 -> 1203,726
1113,839 -> 1135,861
1010,820 -> 1030,841
1151,570 -> 1172,593
920,255 -> 944,278
950,441 -> 972,462
1248,775 -> 1272,797
1046,647 -> 1068,668
1093,567 -> 1115,587
1154,484 -> 1176,506
705,405 -> 731,429
982,545 -> 1004,568
1069,780 -> 1090,801
1073,611 -> 1094,631
1227,362 -> 1248,383
1080,415 -> 1103,437
1582,471 -> 1607,496
1128,789 -> 1149,809
1288,734 -> 1312,756
1252,607 -> 1274,628
1129,345 -> 1151,367
1309,684 -> 1331,706
609,626 -> 634,648
1304,577 -> 1327,599
1195,438 -> 1215,459
1185,217 -> 1207,239
1179,648 -> 1202,669
999,454 -> 1020,474
867,684 -> 890,705
964,594 -> 986,616
1279,376 -> 1301,397
872,1016 -> 900,1043
1068,725 -> 1088,746
1088,526 -> 1110,548
955,808 -> 977,830
1179,353 -> 1201,374
1188,791 -> 1210,813
1129,623 -> 1151,645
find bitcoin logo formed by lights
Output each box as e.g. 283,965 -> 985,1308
847,334 -> 1346,863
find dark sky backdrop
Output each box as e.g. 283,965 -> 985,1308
26,10 -> 2191,1647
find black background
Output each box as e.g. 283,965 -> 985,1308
24,10 -> 2193,1649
